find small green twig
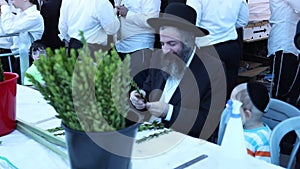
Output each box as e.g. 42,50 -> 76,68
47,126 -> 64,133
136,121 -> 172,143
131,81 -> 147,103
138,121 -> 165,131
136,129 -> 172,144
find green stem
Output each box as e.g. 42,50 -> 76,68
17,119 -> 66,148
16,123 -> 68,161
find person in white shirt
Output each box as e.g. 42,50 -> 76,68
58,0 -> 120,57
186,0 -> 249,99
0,0 -> 44,51
268,0 -> 300,108
0,0 -> 44,81
114,0 -> 161,87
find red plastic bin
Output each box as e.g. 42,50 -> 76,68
0,72 -> 18,136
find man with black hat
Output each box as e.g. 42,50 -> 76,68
129,3 -> 226,140
230,82 -> 271,163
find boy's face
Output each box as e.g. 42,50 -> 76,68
32,48 -> 46,60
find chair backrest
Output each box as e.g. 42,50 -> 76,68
263,98 -> 300,130
263,98 -> 300,168
270,116 -> 300,168
0,32 -> 33,84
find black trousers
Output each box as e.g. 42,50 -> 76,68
214,39 -> 242,99
270,51 -> 300,108
68,38 -> 111,60
0,48 -> 21,84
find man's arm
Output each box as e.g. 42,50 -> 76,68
236,0 -> 249,28
285,0 -> 300,13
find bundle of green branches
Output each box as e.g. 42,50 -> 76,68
26,34 -> 132,132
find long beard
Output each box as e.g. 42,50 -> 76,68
161,53 -> 187,80
161,45 -> 194,79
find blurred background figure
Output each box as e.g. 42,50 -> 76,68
186,0 -> 249,99
24,40 -> 46,87
39,0 -> 64,51
268,0 -> 300,108
0,0 -> 44,83
58,0 -> 119,57
114,0 -> 161,86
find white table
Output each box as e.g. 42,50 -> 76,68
0,85 -> 284,169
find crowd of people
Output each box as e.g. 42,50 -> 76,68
0,0 -> 299,166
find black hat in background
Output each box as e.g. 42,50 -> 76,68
147,3 -> 209,37
247,82 -> 270,113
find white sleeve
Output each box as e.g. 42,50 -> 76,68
98,0 -> 120,35
58,0 -> 70,41
286,0 -> 300,13
125,0 -> 160,29
164,104 -> 173,121
236,1 -> 249,28
1,5 -> 43,34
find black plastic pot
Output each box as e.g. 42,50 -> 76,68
62,111 -> 142,169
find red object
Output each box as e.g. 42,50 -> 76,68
0,72 -> 18,136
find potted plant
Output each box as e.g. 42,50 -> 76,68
0,60 -> 19,136
26,34 -> 141,169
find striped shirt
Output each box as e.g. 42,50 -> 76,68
244,124 -> 272,163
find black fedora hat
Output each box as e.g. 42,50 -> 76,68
147,3 -> 209,37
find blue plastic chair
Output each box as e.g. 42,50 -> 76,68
262,98 -> 300,130
270,116 -> 300,168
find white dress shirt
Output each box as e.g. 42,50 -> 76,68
268,0 -> 300,56
58,0 -> 120,45
186,0 -> 249,46
115,0 -> 160,53
0,5 -> 44,51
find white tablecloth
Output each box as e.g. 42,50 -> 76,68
0,85 -> 284,169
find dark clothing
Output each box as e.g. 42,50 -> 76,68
270,51 -> 300,108
0,48 -> 21,84
40,0 -> 64,50
118,49 -> 153,88
138,49 -> 226,139
213,39 -> 242,99
0,48 -> 13,72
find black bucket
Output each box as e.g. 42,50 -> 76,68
62,111 -> 142,169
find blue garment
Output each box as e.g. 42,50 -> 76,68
244,124 -> 272,163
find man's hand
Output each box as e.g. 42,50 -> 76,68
146,101 -> 169,118
115,5 -> 128,17
130,90 -> 146,110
